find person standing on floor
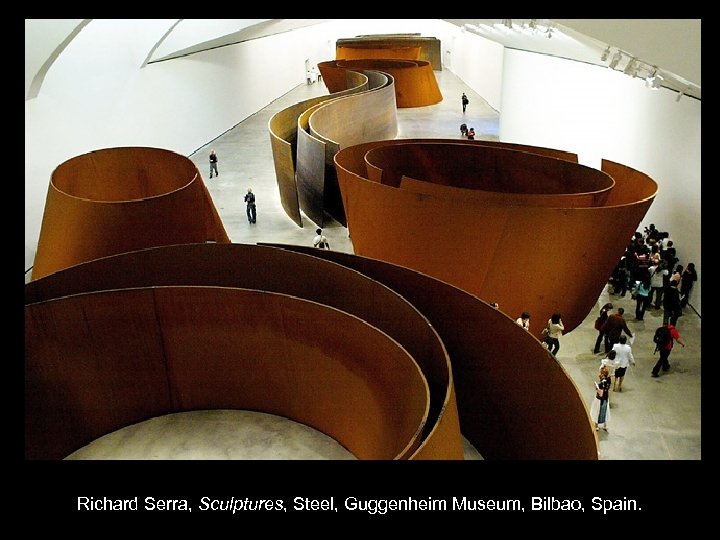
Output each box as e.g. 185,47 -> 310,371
461,93 -> 469,113
679,262 -> 697,310
591,366 -> 612,431
599,350 -> 618,387
600,307 -> 633,353
634,275 -> 651,320
662,279 -> 682,326
611,335 -> 636,391
515,311 -> 531,331
649,260 -> 668,309
593,302 -> 613,354
209,149 -> 219,178
651,322 -> 685,377
313,228 -> 330,249
244,188 -> 256,223
543,312 -> 564,357
466,127 -> 475,140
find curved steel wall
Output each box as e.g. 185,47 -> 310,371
268,73 -> 374,227
26,286 -> 430,461
318,59 -> 442,108
24,244 -> 462,461
335,139 -> 657,337
31,147 -> 229,279
294,73 -> 398,227
26,242 -> 599,460
267,245 -> 600,460
336,35 -> 442,70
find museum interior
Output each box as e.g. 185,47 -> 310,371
24,20 -> 700,465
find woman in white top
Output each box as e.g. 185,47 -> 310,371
515,312 -> 530,331
611,335 -> 636,391
649,263 -> 669,309
544,313 -> 564,357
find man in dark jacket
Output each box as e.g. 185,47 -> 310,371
600,307 -> 633,353
663,279 -> 682,325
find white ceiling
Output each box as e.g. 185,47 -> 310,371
149,18 -> 700,100
442,19 -> 700,99
26,19 -> 701,101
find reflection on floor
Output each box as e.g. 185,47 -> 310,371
62,70 -> 700,460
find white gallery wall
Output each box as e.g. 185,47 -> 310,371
25,19 -> 700,315
496,48 -> 701,315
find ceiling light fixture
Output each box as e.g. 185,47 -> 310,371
645,68 -> 663,90
601,46 -> 610,62
608,51 -> 623,70
675,85 -> 692,102
624,58 -> 638,77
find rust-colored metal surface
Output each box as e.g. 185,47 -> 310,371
336,35 -> 442,70
268,96 -> 334,227
318,59 -> 442,108
291,73 -> 398,227
338,45 -> 421,62
25,243 -> 465,460
268,78 -> 373,227
266,245 -> 599,460
334,139 -> 657,337
30,147 -> 229,280
26,286 -> 430,461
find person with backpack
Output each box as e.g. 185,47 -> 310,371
651,322 -> 685,377
313,228 -> 330,250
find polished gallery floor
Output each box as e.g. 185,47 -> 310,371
64,69 -> 701,461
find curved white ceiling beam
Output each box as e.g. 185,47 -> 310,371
25,19 -> 89,100
148,19 -> 330,63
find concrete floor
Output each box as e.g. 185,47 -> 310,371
65,69 -> 701,461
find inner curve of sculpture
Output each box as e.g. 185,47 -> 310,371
335,140 -> 657,337
25,243 -> 599,460
31,146 -> 229,280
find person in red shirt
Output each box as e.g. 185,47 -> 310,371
651,322 -> 685,377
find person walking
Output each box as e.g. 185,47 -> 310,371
209,149 -> 219,178
611,335 -> 636,391
591,366 -> 612,431
651,322 -> 685,377
313,228 -> 330,249
515,311 -> 531,331
244,188 -> 256,223
593,302 -> 613,354
543,312 -> 564,357
599,350 -> 618,387
461,93 -> 469,113
600,307 -> 633,353
634,275 -> 651,320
